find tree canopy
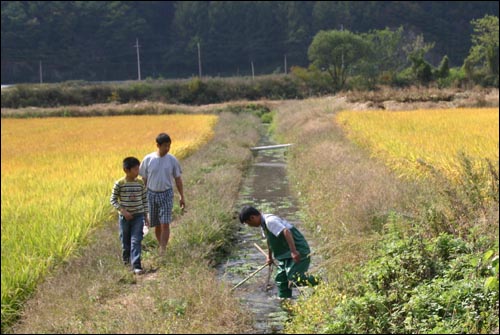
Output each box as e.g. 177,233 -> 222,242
464,15 -> 499,86
308,30 -> 372,91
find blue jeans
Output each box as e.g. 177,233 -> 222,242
119,213 -> 144,269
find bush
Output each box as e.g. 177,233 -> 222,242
299,227 -> 499,334
437,67 -> 466,88
290,65 -> 335,95
1,75 -> 311,108
393,67 -> 414,87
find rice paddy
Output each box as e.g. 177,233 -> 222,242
1,114 -> 218,323
335,108 -> 499,181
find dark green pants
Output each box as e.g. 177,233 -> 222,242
275,257 -> 319,298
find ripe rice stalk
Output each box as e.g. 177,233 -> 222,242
1,114 -> 218,325
335,108 -> 499,182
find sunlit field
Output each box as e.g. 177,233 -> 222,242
336,108 -> 499,181
1,114 -> 217,322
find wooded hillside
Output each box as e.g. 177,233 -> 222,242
1,1 -> 498,83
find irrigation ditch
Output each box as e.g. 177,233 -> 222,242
217,124 -> 319,333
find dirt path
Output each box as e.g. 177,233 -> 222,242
217,124 -> 319,333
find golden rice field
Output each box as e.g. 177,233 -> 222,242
335,108 -> 499,181
1,114 -> 217,322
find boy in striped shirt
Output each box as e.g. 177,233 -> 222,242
110,157 -> 149,274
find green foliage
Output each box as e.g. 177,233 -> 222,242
435,55 -> 450,79
363,26 -> 411,86
285,147 -> 498,334
260,112 -> 272,124
116,83 -> 152,103
290,65 -> 334,95
464,15 -> 499,86
482,249 -> 499,292
157,298 -> 188,317
416,153 -> 499,237
1,76 -> 311,108
308,29 -> 372,91
436,67 -> 466,88
2,2 -> 498,83
291,229 -> 499,334
409,53 -> 434,85
365,27 -> 407,73
393,67 -> 414,87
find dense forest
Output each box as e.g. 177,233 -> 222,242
1,1 -> 498,83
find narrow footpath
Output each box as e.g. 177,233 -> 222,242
217,125 -> 318,333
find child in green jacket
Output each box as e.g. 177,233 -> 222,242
239,205 -> 319,298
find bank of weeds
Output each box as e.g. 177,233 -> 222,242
273,98 -> 499,333
8,111 -> 260,334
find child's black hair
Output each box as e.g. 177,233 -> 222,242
156,133 -> 172,145
239,205 -> 260,224
123,156 -> 140,170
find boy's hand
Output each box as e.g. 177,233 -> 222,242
291,250 -> 301,263
144,216 -> 150,227
266,256 -> 274,266
121,209 -> 133,221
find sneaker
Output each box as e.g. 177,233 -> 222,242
269,295 -> 292,302
133,267 -> 143,274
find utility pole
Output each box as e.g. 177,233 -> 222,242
284,54 -> 287,75
39,60 -> 43,83
197,42 -> 202,78
251,61 -> 254,80
340,24 -> 344,71
135,38 -> 141,81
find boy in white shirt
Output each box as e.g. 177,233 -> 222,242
140,133 -> 185,255
239,205 -> 319,298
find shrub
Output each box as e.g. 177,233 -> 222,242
437,67 -> 466,88
294,228 -> 499,334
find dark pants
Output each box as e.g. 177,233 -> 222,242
275,256 -> 319,298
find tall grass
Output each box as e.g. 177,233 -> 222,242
273,97 -> 499,333
1,115 -> 217,328
273,98 -> 413,272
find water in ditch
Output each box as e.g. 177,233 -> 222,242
217,125 -> 318,334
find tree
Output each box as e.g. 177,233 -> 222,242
463,15 -> 499,86
405,34 -> 435,85
364,26 -> 407,84
307,30 -> 372,91
436,55 -> 450,79
167,1 -> 210,77
280,1 -> 314,68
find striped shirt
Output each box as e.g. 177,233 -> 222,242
110,177 -> 148,215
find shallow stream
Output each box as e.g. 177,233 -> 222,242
217,125 -> 317,333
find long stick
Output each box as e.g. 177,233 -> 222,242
253,242 -> 278,265
253,242 -> 268,258
231,263 -> 269,291
253,243 -> 275,290
265,263 -> 273,290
